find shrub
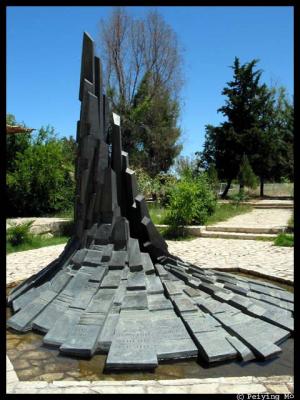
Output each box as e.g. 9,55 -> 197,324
7,127 -> 75,217
274,233 -> 294,247
166,173 -> 217,227
7,221 -> 34,246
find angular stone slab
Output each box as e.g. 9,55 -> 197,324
86,289 -> 115,313
141,252 -> 155,274
172,295 -> 199,314
62,272 -> 91,297
110,217 -> 129,248
121,291 -> 148,310
194,328 -> 238,363
71,249 -> 88,266
182,313 -> 221,334
183,286 -> 201,298
98,313 -> 120,351
127,270 -> 146,290
155,264 -> 168,278
89,266 -> 107,283
60,321 -> 105,357
100,271 -> 122,288
146,275 -> 164,294
156,338 -> 198,360
128,238 -> 143,271
83,249 -> 103,266
108,251 -> 128,270
151,316 -> 191,341
113,281 -> 127,306
7,290 -> 57,332
43,308 -> 82,347
226,336 -> 256,362
106,316 -> 157,370
163,281 -> 184,296
12,286 -> 42,313
148,294 -> 173,311
101,244 -> 114,261
50,270 -> 73,293
70,281 -> 99,310
32,297 -> 71,333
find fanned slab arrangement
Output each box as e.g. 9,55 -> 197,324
7,33 -> 294,371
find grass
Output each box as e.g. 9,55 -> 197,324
205,203 -> 253,226
274,233 -> 294,247
6,235 -> 69,254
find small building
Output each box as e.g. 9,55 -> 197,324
6,125 -> 35,135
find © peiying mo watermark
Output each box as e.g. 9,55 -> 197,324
236,394 -> 294,400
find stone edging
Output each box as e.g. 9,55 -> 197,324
7,355 -> 293,394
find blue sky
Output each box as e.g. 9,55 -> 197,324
7,6 -> 293,158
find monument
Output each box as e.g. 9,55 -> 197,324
7,33 -> 294,371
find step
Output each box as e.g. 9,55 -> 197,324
199,231 -> 277,240
206,226 -> 285,234
252,205 -> 293,209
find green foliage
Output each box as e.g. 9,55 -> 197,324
6,233 -> 69,254
148,203 -> 168,225
166,174 -> 217,227
238,155 -> 259,190
230,191 -> 250,205
7,125 -> 75,217
274,233 -> 294,247
114,72 -> 182,176
7,221 -> 34,246
135,167 -> 177,205
175,156 -> 198,179
196,59 -> 294,197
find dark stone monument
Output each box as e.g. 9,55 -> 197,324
7,32 -> 294,371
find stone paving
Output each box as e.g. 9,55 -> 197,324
6,207 -> 294,394
6,353 -> 293,394
7,235 -> 293,286
210,208 -> 292,230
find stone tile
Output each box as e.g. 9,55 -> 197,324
189,383 -> 220,393
219,383 -> 267,394
147,385 -> 191,394
265,384 -> 291,393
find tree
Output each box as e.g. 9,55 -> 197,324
198,57 -> 287,198
98,7 -> 183,175
271,87 -> 294,182
196,124 -> 241,198
237,154 -> 258,193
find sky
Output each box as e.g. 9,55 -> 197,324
7,6 -> 294,158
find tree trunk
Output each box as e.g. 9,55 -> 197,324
260,177 -> 264,197
239,183 -> 244,194
221,179 -> 232,198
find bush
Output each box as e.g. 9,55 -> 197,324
166,173 -> 217,227
7,126 -> 75,217
274,233 -> 294,247
7,221 -> 34,246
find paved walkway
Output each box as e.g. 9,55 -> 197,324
210,208 -> 292,230
7,235 -> 294,285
